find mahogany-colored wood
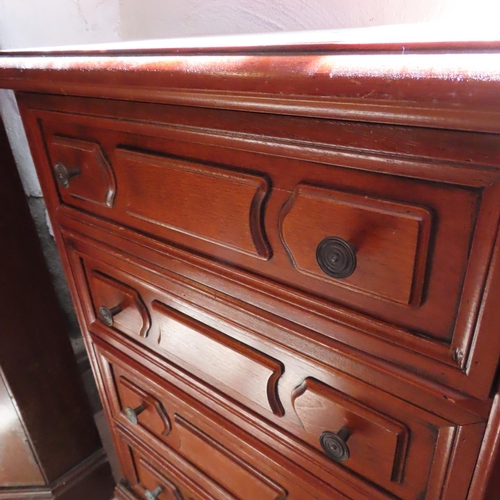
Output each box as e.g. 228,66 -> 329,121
0,118 -> 115,498
48,136 -> 116,207
19,98 -> 499,400
95,340 -> 350,500
1,35 -> 500,499
279,184 -> 432,306
61,234 -> 485,499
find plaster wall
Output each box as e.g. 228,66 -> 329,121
118,0 -> 452,39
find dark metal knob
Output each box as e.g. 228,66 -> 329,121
316,237 -> 357,279
99,305 -> 122,327
320,427 -> 351,462
145,486 -> 163,500
53,162 -> 81,189
124,404 -> 145,425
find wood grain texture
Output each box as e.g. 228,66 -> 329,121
117,376 -> 172,439
280,184 -> 432,306
116,148 -> 271,259
88,270 -> 151,338
175,415 -> 287,500
47,136 -> 116,208
22,98 -> 500,400
5,39 -> 500,499
292,377 -> 408,484
153,300 -> 284,416
61,223 -> 491,420
3,44 -> 500,134
96,342 -> 341,500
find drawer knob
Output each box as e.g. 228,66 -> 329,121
99,305 -> 122,327
124,404 -> 145,425
316,237 -> 357,279
320,427 -> 351,462
145,487 -> 163,500
53,162 -> 81,189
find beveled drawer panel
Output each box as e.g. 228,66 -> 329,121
292,377 -> 408,484
116,149 -> 271,259
152,300 -> 284,416
280,184 -> 431,307
174,415 -> 285,500
47,136 -> 116,208
31,103 -> 500,400
89,270 -> 151,338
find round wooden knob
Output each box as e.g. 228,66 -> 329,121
145,487 -> 163,500
316,237 -> 357,279
53,162 -> 81,189
98,305 -> 122,327
124,404 -> 145,425
320,427 -> 351,462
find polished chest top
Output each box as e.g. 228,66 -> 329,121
1,35 -> 499,499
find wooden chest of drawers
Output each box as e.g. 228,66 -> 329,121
1,35 -> 499,499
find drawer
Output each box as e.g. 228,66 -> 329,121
66,233 -> 485,499
28,100 -> 500,399
97,343 -> 342,500
115,432 -> 214,500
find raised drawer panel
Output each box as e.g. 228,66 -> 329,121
292,378 -> 408,484
89,270 -> 151,338
116,149 -> 271,259
152,300 -> 284,416
280,184 -> 432,307
117,376 -> 171,442
48,135 -> 116,208
175,415 -> 286,500
115,432 -> 218,500
134,457 -> 183,500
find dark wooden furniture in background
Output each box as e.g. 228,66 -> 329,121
1,35 -> 499,499
0,119 -> 115,499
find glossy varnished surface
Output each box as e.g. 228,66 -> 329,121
21,92 -> 500,400
1,36 -> 499,499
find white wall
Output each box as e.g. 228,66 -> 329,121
119,0 -> 443,39
0,0 -> 120,195
118,0 -> 499,40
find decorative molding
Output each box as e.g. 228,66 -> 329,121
89,270 -> 151,338
153,300 -> 284,416
117,148 -> 271,259
279,184 -> 432,307
47,136 -> 116,208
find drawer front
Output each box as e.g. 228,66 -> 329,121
47,134 -> 270,260
97,343 -> 342,500
280,184 -> 431,307
26,98 -> 500,399
66,232 -> 485,500
116,434 -> 210,500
